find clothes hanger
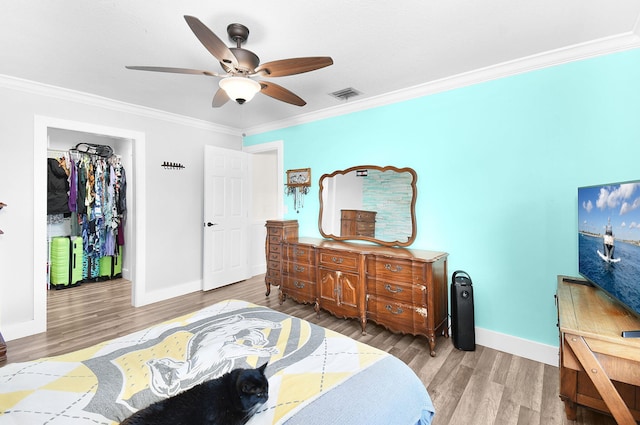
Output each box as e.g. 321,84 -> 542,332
74,142 -> 114,158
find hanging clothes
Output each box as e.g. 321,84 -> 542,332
47,158 -> 71,215
47,147 -> 127,282
68,157 -> 78,213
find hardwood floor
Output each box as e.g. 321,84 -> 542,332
4,276 -> 617,425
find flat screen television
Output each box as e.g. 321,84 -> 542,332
578,180 -> 640,325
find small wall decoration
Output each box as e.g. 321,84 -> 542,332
286,168 -> 311,213
286,168 -> 311,186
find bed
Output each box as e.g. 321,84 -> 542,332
0,299 -> 434,424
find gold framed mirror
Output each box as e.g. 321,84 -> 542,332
318,165 -> 417,247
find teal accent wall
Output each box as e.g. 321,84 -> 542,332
244,48 -> 640,347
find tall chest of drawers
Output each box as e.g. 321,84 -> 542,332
340,209 -> 377,237
264,220 -> 298,296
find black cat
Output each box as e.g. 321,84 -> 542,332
120,363 -> 269,425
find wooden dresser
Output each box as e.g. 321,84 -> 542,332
340,209 -> 376,237
264,220 -> 299,296
272,234 -> 449,356
557,276 -> 640,425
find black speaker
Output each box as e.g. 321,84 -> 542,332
451,270 -> 475,351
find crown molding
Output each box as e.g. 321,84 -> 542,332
3,29 -> 639,139
243,32 -> 640,136
0,74 -> 242,137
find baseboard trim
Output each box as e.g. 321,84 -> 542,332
2,318 -> 46,342
136,280 -> 202,306
476,327 -> 559,366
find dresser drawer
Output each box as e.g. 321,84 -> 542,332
269,243 -> 282,255
269,235 -> 283,245
318,249 -> 360,271
268,226 -> 283,237
282,276 -> 315,303
366,278 -> 425,305
268,251 -> 281,262
285,244 -> 315,264
341,210 -> 376,221
356,211 -> 376,221
369,257 -> 420,282
367,297 -> 427,334
283,261 -> 316,281
266,267 -> 281,280
268,260 -> 281,271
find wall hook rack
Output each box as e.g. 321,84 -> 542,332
285,168 -> 312,213
161,161 -> 185,170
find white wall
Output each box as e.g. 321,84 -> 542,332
0,76 -> 243,340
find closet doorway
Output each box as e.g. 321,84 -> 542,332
34,116 -> 145,335
47,128 -> 132,283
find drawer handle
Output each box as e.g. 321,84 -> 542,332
384,284 -> 403,294
294,249 -> 306,256
294,281 -> 305,289
331,257 -> 344,264
294,265 -> 305,272
385,304 -> 404,315
384,263 -> 402,272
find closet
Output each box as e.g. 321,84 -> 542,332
47,140 -> 127,289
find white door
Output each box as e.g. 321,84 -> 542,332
203,146 -> 251,290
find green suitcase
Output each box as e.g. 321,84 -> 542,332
50,236 -> 83,288
99,246 -> 123,279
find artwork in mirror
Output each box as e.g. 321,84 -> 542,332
318,165 -> 417,247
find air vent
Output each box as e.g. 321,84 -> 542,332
329,87 -> 362,101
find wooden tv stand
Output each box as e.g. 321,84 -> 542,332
557,275 -> 640,424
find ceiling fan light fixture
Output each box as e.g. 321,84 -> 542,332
219,77 -> 261,104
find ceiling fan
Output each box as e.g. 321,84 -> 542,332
126,15 -> 333,107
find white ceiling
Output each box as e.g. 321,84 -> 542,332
2,1 -> 639,134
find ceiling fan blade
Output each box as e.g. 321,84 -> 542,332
125,66 -> 218,77
254,57 -> 333,77
184,15 -> 238,69
259,81 -> 306,106
212,88 -> 230,107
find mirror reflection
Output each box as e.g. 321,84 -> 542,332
319,165 -> 417,247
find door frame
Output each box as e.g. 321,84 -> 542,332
244,140 -> 284,219
31,116 -> 146,336
244,141 -> 284,276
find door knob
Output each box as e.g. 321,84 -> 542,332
205,222 -> 218,227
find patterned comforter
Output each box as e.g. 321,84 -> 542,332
0,299 -> 434,424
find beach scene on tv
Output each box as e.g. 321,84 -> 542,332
578,181 -> 640,315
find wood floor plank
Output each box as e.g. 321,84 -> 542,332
2,276 -> 622,424
540,363 -> 568,425
448,372 -> 501,425
505,356 -> 545,412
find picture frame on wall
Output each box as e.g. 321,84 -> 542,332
286,168 -> 312,187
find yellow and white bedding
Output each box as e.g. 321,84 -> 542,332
0,299 -> 434,425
